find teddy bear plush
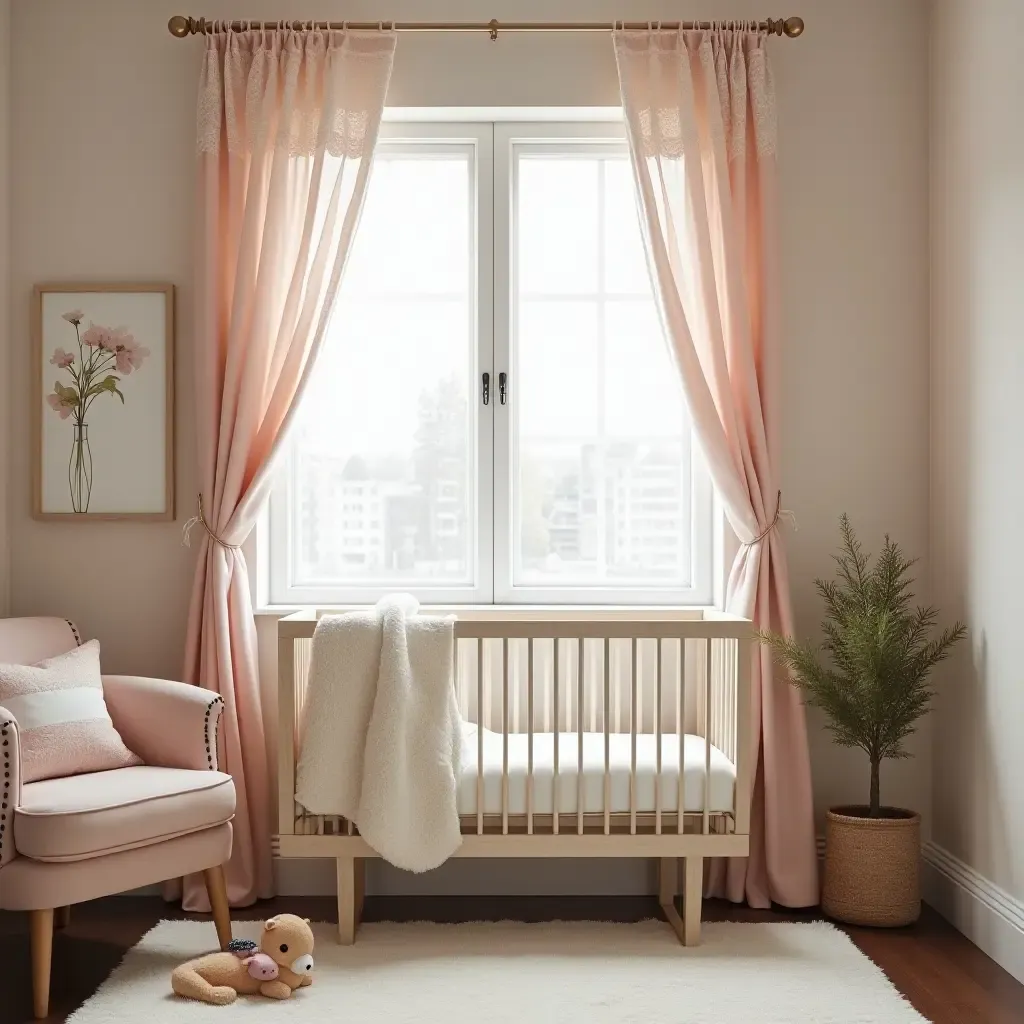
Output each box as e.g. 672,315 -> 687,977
171,915 -> 315,1005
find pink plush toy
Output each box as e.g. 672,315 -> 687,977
242,953 -> 279,981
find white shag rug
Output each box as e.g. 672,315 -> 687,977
68,919 -> 928,1023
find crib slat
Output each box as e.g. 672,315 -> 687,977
630,636 -> 637,836
613,641 -> 621,733
731,638 -> 738,764
502,636 -> 509,836
715,639 -> 723,764
704,637 -> 712,835
726,641 -> 732,759
577,635 -> 584,835
477,637 -> 484,837
553,638 -> 560,836
735,634 -> 753,837
678,639 -> 686,833
527,637 -> 534,836
603,636 -> 611,835
655,638 -> 663,835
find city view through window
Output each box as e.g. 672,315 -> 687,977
274,127 -> 709,603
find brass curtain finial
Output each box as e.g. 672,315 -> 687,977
167,15 -> 806,39
168,14 -> 194,37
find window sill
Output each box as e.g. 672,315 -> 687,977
256,602 -> 728,620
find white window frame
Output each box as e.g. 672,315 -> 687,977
492,122 -> 713,605
267,122 -> 494,606
267,119 -> 713,608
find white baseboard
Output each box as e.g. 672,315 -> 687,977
921,840 -> 1024,985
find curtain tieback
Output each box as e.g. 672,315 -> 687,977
744,490 -> 798,546
182,493 -> 240,550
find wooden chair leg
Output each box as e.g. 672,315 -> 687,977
30,908 -> 54,1020
202,865 -> 232,950
683,855 -> 704,946
54,905 -> 71,930
354,857 -> 365,924
337,856 -> 363,945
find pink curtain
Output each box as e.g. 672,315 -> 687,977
613,27 -> 818,908
181,26 -> 396,908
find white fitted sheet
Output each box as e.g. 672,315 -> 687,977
457,726 -> 736,816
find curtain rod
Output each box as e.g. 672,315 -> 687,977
167,15 -> 806,40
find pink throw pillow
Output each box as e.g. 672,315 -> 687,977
0,640 -> 141,782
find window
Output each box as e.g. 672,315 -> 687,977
269,122 -> 711,605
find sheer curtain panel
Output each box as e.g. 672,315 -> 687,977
180,26 -> 395,908
614,26 -> 818,908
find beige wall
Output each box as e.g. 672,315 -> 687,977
930,0 -> 1024,903
8,0 -> 931,888
0,0 -> 9,614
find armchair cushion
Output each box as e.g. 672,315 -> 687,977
14,766 -> 234,862
102,675 -> 224,772
0,640 -> 141,783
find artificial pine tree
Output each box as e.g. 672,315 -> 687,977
760,516 -> 966,818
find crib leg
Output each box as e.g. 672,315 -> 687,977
658,857 -> 678,908
337,857 -> 364,945
683,855 -> 704,946
660,857 -> 686,943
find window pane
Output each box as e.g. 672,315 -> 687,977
289,151 -> 475,588
512,147 -> 694,590
603,158 -> 651,294
342,156 -> 469,295
518,440 -> 691,584
604,300 -> 683,437
517,301 -> 599,438
517,157 -> 599,294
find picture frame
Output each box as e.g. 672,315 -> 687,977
32,283 -> 175,521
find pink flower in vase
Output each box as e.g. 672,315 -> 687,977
47,391 -> 75,420
62,310 -> 84,325
50,348 -> 75,369
111,331 -> 150,374
80,323 -> 113,348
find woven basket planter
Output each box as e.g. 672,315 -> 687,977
821,807 -> 921,927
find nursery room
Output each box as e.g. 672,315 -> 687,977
0,0 -> 1020,1020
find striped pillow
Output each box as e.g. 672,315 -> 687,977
0,640 -> 141,782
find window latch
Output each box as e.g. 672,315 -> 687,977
499,372 -> 507,405
481,372 -> 490,406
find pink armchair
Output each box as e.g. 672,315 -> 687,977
0,617 -> 235,1018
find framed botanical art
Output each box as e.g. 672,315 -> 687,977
32,283 -> 174,520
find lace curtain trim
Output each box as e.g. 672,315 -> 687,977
197,27 -> 396,157
614,26 -> 777,163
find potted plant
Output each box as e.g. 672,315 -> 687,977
760,516 -> 965,927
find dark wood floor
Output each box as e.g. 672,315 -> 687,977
0,896 -> 1021,1023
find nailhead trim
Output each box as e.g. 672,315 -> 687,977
204,696 -> 223,770
65,619 -> 82,647
0,724 -> 9,859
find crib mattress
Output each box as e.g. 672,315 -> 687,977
458,727 -> 736,816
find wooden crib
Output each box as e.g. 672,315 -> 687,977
276,609 -> 753,946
